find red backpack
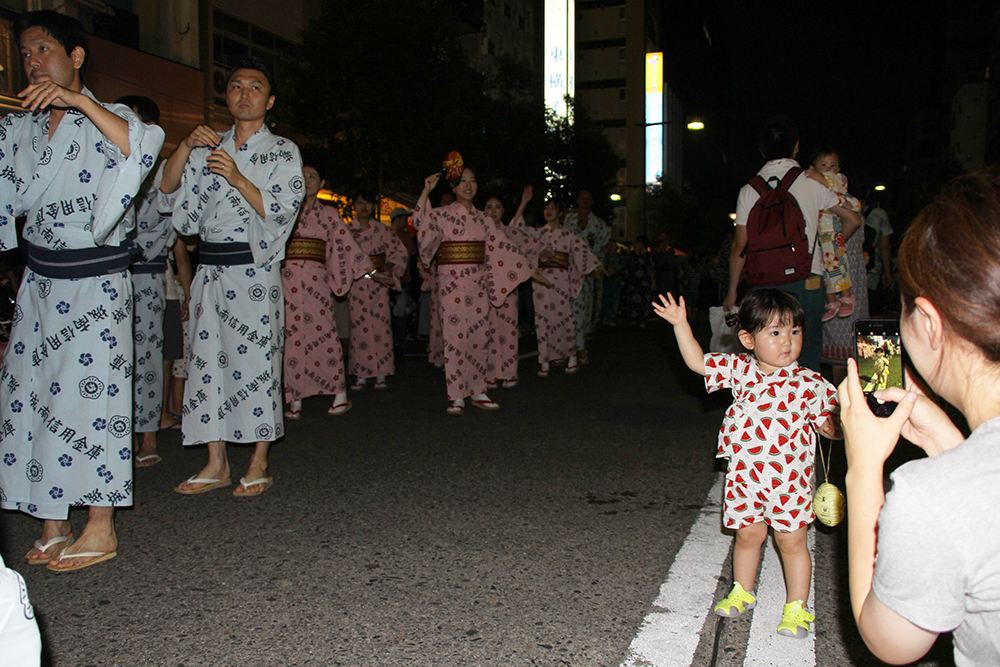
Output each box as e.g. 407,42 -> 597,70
741,166 -> 813,285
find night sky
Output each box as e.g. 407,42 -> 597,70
662,4 -> 953,209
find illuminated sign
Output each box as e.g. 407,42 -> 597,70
645,52 -> 663,184
544,0 -> 575,118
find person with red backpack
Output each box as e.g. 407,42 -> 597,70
722,116 -> 862,371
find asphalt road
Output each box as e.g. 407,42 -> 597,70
1,318 -> 956,666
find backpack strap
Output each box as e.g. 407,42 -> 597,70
777,166 -> 804,191
748,175 -> 770,197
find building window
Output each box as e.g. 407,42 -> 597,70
212,10 -> 292,107
619,88 -> 625,100
504,3 -> 511,17
519,16 -> 525,29
0,18 -> 23,99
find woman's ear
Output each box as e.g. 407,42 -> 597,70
913,296 -> 944,350
738,329 -> 755,351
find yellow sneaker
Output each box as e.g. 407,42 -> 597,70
776,600 -> 815,638
713,582 -> 756,618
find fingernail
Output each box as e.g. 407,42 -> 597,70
907,392 -> 917,402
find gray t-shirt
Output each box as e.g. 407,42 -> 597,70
873,416 -> 1000,667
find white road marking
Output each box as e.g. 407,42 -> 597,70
744,528 -> 816,666
621,474 -> 730,667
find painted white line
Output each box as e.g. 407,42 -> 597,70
744,528 -> 816,666
621,474 -> 730,667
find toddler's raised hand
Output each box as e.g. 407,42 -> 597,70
652,292 -> 687,326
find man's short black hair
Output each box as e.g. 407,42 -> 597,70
115,95 -> 160,124
227,56 -> 277,96
759,115 -> 799,161
15,10 -> 88,79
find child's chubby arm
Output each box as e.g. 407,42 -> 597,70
652,293 -> 706,376
819,413 -> 843,440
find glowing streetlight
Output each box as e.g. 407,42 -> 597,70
874,184 -> 886,191
610,193 -> 622,202
687,119 -> 705,131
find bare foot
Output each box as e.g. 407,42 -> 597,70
48,530 -> 117,571
25,520 -> 72,563
159,412 -> 181,430
47,508 -> 117,572
233,463 -> 271,496
134,432 -> 160,466
175,462 -> 231,493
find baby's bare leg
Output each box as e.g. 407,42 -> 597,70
733,521 -> 769,592
774,525 -> 811,603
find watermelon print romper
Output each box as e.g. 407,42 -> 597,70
704,353 -> 838,532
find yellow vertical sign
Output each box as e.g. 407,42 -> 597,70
646,52 -> 663,94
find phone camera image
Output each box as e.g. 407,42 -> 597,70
855,328 -> 903,417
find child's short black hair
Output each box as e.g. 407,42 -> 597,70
114,95 -> 160,124
809,147 -> 838,168
355,188 -> 378,205
737,289 -> 805,336
15,10 -> 88,79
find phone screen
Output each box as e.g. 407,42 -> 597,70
855,320 -> 904,417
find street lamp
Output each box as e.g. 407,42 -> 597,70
638,118 -> 706,130
874,184 -> 886,191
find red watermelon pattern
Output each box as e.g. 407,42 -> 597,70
706,352 -> 837,533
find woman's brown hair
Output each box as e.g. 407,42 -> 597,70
898,168 -> 1000,362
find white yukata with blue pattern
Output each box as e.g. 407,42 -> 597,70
131,163 -> 175,433
0,89 -> 164,519
171,125 -> 302,445
569,211 -> 609,349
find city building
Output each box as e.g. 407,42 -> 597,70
572,0 -> 682,239
0,0 -> 315,151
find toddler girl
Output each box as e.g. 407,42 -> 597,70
809,150 -> 861,322
653,288 -> 839,638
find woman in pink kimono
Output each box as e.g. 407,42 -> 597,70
483,186 -> 537,388
346,190 -> 408,390
521,199 -> 602,376
282,166 -> 372,417
419,260 -> 445,368
413,170 -> 537,414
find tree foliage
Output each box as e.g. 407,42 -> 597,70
283,0 -> 619,214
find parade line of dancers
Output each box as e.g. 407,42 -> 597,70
0,11 -> 608,573
2,15 -> 998,667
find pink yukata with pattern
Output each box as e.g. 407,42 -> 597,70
282,202 -> 373,402
486,218 -> 541,382
419,261 -> 445,368
517,225 -> 602,364
704,352 -> 838,532
413,202 -> 536,400
347,220 -> 407,380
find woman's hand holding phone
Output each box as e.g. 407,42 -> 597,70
839,359 -> 917,471
873,371 -> 964,457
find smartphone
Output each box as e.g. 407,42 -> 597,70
854,319 -> 904,417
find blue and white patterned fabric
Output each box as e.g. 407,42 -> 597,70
0,89 -> 164,518
170,125 -> 302,445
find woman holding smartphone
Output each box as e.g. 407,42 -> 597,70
839,169 -> 1000,666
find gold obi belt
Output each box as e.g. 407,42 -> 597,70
437,241 -> 485,265
539,251 -> 570,269
286,237 -> 326,262
369,253 -> 386,271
